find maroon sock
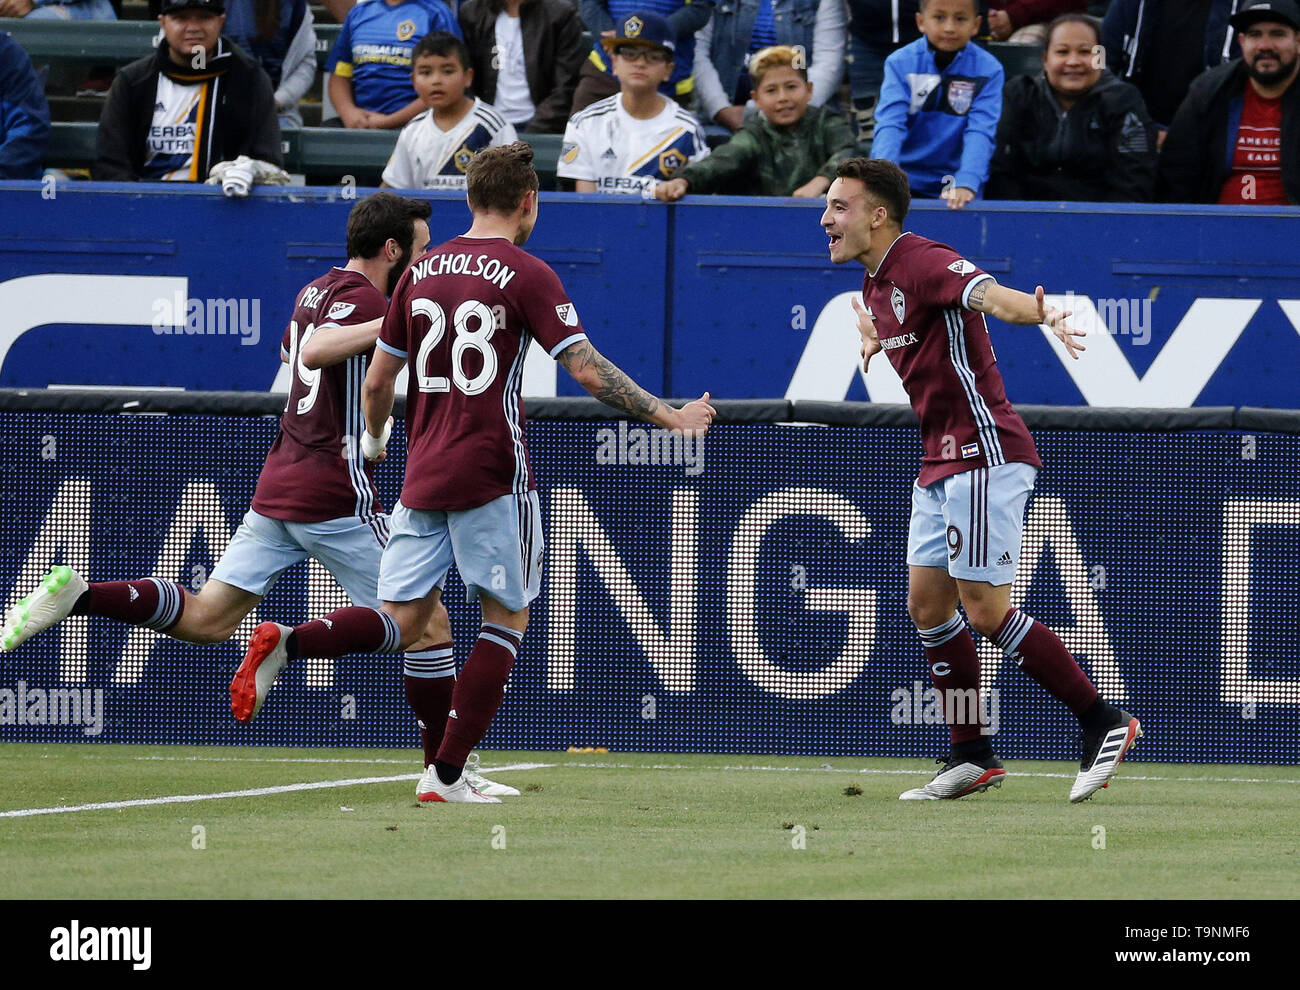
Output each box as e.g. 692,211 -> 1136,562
292,606 -> 401,658
436,623 -> 521,772
73,579 -> 187,632
994,608 -> 1099,717
918,612 -> 986,744
403,641 -> 455,766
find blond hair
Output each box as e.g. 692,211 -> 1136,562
747,45 -> 808,87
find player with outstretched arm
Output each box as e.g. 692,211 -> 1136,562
823,157 -> 1143,802
2,192 -> 517,798
230,142 -> 716,802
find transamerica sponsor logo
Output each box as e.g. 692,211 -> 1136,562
410,253 -> 516,289
0,681 -> 104,737
49,921 -> 151,970
880,331 -> 918,350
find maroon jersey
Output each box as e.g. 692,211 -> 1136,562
379,235 -> 589,511
862,232 -> 1041,487
251,268 -> 387,529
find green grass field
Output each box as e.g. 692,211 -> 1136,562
1,743 -> 1296,899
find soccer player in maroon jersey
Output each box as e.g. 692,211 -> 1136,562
2,193 -> 516,795
822,158 -> 1143,802
231,142 -> 716,803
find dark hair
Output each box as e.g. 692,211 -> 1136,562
412,31 -> 471,71
835,158 -> 910,224
918,0 -> 979,13
345,192 -> 433,260
466,142 -> 540,214
1044,12 -> 1103,51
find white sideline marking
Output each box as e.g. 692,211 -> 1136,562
0,762 -> 550,819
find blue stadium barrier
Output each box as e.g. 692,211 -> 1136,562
0,184 -> 1297,408
0,394 -> 1296,763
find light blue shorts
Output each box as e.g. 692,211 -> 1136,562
378,491 -> 543,612
906,462 -> 1037,585
210,509 -> 390,606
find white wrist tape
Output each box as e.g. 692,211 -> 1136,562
360,419 -> 392,460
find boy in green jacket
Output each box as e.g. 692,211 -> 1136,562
654,45 -> 856,199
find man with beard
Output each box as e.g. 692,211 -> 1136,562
1159,0 -> 1300,204
0,193 -> 517,795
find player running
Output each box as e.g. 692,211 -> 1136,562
2,192 -> 517,798
823,158 -> 1142,803
230,141 -> 716,803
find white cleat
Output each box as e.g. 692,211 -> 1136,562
1,566 -> 88,651
417,766 -> 501,803
464,752 -> 521,797
1070,710 -> 1143,803
230,622 -> 293,723
899,751 -> 1006,800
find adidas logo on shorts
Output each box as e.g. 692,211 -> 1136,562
996,552 -> 1013,566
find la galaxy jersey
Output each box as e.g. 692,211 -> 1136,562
382,99 -> 517,190
558,93 -> 709,196
861,232 -> 1040,486
326,0 -> 462,116
251,268 -> 387,529
379,235 -> 589,511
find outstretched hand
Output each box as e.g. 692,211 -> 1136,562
1035,285 -> 1086,360
851,296 -> 881,371
675,391 -> 716,435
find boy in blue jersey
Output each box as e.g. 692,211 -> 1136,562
869,0 -> 1003,208
327,0 -> 463,130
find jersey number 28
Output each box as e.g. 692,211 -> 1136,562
413,299 -> 498,396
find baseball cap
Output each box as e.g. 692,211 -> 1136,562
600,11 -> 676,56
1230,0 -> 1300,32
153,0 -> 226,15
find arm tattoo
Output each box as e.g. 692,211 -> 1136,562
967,278 -> 991,310
559,341 -> 662,420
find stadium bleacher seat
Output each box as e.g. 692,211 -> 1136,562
46,121 -> 563,188
984,41 -> 1043,81
0,18 -> 341,69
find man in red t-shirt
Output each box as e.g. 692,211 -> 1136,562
824,157 -> 1143,803
234,142 -> 715,803
1160,0 -> 1300,204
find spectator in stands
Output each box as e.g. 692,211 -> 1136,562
458,0 -> 587,133
326,0 -> 463,129
695,0 -> 846,132
987,1 -> 1085,45
847,0 -> 921,152
1159,0 -> 1300,205
0,0 -> 115,19
572,0 -> 714,113
1102,0 -> 1239,131
223,0 -> 318,130
655,43 -> 853,197
94,0 -> 282,181
559,10 -> 710,194
870,0 -> 1002,207
987,13 -> 1156,200
381,32 -> 517,188
0,30 -> 50,179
